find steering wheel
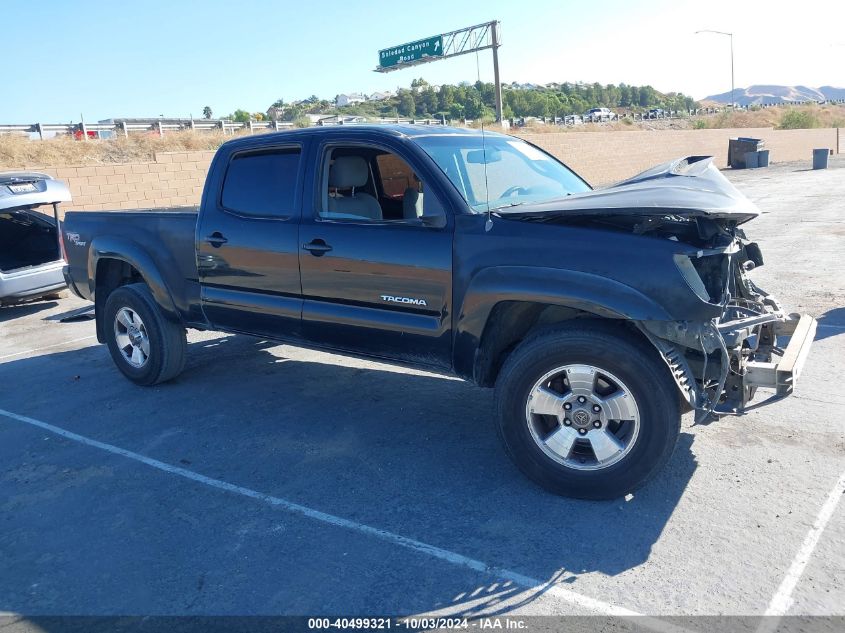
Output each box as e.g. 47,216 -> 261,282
499,185 -> 528,199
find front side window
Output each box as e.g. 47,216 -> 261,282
221,148 -> 300,217
318,147 -> 445,223
415,134 -> 590,213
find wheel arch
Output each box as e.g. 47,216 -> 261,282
90,236 -> 180,343
454,266 -> 673,387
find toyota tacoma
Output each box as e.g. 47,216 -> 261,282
61,125 -> 816,499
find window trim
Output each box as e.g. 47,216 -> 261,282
217,144 -> 303,221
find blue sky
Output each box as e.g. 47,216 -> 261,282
3,0 -> 843,122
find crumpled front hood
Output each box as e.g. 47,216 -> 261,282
499,156 -> 760,224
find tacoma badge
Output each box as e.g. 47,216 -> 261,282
380,294 -> 427,306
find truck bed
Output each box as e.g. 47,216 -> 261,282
62,207 -> 201,315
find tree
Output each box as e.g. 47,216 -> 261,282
230,109 -> 251,123
619,84 -> 631,107
438,84 -> 455,112
639,86 -> 656,107
448,102 -> 465,121
397,89 -> 416,117
420,87 -> 438,117
281,103 -> 306,122
464,94 -> 487,119
202,106 -> 213,119
257,77 -> 701,126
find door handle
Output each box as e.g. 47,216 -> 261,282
303,239 -> 332,256
205,232 -> 228,248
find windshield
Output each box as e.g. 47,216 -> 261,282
415,134 -> 591,212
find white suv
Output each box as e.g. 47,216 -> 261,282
583,107 -> 615,121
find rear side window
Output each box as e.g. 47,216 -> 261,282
221,148 -> 300,217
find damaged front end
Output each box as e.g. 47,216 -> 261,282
640,234 -> 816,422
502,155 -> 817,421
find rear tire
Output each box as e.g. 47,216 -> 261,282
103,283 -> 187,386
494,322 -> 680,500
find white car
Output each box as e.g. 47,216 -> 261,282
583,107 -> 615,121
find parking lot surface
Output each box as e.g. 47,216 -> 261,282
1,160 -> 844,622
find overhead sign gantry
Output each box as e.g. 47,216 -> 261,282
375,20 -> 504,123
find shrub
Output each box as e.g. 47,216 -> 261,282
778,109 -> 819,129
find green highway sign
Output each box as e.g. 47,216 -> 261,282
378,35 -> 443,68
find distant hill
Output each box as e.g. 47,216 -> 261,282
704,85 -> 845,106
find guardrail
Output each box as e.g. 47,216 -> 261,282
0,116 -> 450,138
0,119 -> 296,140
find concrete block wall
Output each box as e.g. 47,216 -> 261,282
12,128 -> 841,212
32,150 -> 216,213
517,127 -> 840,185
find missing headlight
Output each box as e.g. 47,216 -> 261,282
674,253 -> 729,304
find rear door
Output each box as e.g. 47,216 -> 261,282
298,136 -> 454,368
197,142 -> 305,339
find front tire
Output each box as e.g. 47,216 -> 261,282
103,283 -> 187,386
494,322 -> 680,500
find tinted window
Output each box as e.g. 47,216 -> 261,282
221,148 -> 300,217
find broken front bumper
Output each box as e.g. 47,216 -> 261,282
641,309 -> 817,420
707,310 -> 817,417
744,314 -> 817,399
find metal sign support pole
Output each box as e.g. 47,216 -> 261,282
492,21 -> 503,122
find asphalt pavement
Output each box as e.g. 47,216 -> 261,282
1,159 -> 843,627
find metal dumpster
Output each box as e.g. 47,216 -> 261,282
728,137 -> 765,168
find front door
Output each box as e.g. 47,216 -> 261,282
298,140 -> 453,368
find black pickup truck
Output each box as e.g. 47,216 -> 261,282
63,125 -> 816,499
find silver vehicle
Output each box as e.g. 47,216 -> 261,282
0,172 -> 70,305
583,107 -> 615,122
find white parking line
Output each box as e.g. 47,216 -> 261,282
764,469 -> 845,617
0,406 -> 698,633
0,335 -> 96,361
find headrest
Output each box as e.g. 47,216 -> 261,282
403,187 -> 424,218
329,156 -> 368,188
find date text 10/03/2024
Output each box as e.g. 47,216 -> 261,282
307,617 -> 528,630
